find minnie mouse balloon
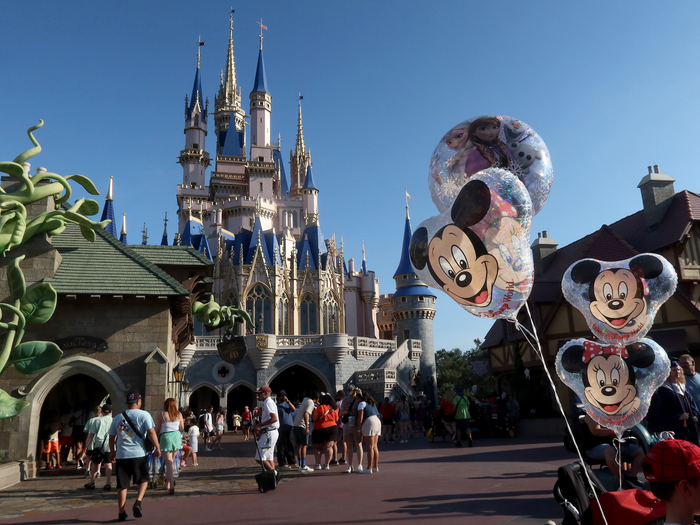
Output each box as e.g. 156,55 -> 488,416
562,254 -> 678,346
429,115 -> 553,216
556,337 -> 670,434
410,168 -> 534,321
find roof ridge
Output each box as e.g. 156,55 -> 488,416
599,224 -> 640,255
129,244 -> 214,266
92,226 -> 189,295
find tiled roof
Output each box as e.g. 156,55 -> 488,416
47,223 -> 190,296
129,245 -> 214,267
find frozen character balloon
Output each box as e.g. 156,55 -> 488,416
556,338 -> 670,434
562,254 -> 678,345
429,115 -> 553,216
410,169 -> 533,321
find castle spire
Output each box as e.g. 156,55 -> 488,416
100,176 -> 117,238
217,8 -> 238,112
188,39 -> 207,122
120,214 -> 128,245
252,23 -> 268,94
161,212 -> 168,246
295,94 -> 305,157
141,223 -> 148,245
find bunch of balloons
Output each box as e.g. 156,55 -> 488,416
556,254 -> 677,435
410,115 -> 553,321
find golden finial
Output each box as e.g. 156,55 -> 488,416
257,18 -> 267,50
362,236 -> 366,261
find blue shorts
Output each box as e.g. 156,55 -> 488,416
587,443 -> 639,461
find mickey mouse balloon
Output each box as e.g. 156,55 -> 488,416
556,337 -> 670,435
410,169 -> 534,321
429,115 -> 553,215
562,254 -> 678,345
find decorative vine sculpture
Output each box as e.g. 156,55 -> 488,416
192,294 -> 253,330
0,121 -> 110,418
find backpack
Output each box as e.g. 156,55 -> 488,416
553,461 -> 606,525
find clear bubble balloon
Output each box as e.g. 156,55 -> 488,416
410,169 -> 533,321
556,337 -> 670,435
429,115 -> 553,215
562,254 -> 678,346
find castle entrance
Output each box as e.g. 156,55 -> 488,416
226,385 -> 255,429
188,385 -> 220,417
269,364 -> 328,403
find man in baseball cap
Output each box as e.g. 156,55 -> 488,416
254,385 -> 280,484
642,439 -> 700,525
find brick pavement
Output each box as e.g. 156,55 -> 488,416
0,432 -> 575,525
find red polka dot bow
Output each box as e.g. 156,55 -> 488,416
582,340 -> 628,363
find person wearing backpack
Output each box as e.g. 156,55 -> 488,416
109,391 -> 161,522
82,404 -> 113,490
453,386 -> 473,448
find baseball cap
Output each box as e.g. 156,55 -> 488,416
454,385 -> 465,396
126,391 -> 141,404
255,386 -> 272,394
642,439 -> 700,482
101,404 -> 113,414
278,389 -> 288,397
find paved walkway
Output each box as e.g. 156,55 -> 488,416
0,432 -> 574,524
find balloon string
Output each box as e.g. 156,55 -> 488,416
517,302 -> 609,525
615,437 -> 623,491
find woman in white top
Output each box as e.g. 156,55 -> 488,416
155,398 -> 184,494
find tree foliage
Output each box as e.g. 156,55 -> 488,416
435,338 -> 497,401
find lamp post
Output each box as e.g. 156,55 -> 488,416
171,364 -> 184,408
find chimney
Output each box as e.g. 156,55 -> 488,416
637,165 -> 675,228
348,258 -> 355,276
531,230 -> 558,276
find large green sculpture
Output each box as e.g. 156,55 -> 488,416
0,121 -> 110,418
192,294 -> 252,330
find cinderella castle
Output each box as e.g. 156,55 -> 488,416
147,14 -> 438,412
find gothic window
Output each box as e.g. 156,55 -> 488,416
245,284 -> 272,334
300,293 -> 317,335
321,292 -> 339,334
194,115 -> 199,127
403,329 -> 410,340
260,182 -> 264,192
225,291 -> 238,308
292,211 -> 298,228
278,293 -> 289,335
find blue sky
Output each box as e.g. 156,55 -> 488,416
2,2 -> 699,353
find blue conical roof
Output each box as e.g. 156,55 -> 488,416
245,217 -> 271,265
273,149 -> 289,197
394,215 -> 415,277
119,232 -> 127,244
188,65 -> 207,122
101,200 -> 117,238
252,48 -> 268,94
222,114 -> 243,156
302,165 -> 317,190
160,233 -> 168,246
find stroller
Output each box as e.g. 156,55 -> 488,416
552,461 -> 665,525
147,449 -> 181,490
428,408 -> 449,442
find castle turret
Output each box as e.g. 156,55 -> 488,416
302,165 -> 319,226
290,98 -> 311,197
249,29 -> 271,161
100,176 -> 117,238
392,205 -> 437,402
214,10 -> 246,157
177,46 -> 212,232
119,214 -> 128,245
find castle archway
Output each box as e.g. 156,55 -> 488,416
269,362 -> 330,403
226,381 -> 256,429
187,384 -> 220,416
17,356 -> 129,467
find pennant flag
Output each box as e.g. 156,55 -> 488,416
261,24 -> 268,30
406,189 -> 413,200
199,41 -> 205,46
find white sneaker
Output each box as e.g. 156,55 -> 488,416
371,467 -> 379,473
356,465 -> 364,472
205,446 -> 212,452
314,464 -> 322,470
360,468 -> 372,474
322,464 -> 330,470
345,466 -> 353,473
299,465 -> 314,473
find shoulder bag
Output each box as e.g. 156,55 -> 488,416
122,411 -> 156,455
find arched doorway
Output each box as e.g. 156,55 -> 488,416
227,383 -> 255,429
37,374 -> 109,473
269,364 -> 328,403
188,385 -> 220,418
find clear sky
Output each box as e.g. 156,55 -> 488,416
2,1 -> 699,353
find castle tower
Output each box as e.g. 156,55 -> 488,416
214,10 -> 246,157
301,165 -> 319,226
392,205 -> 437,402
100,176 -> 117,238
289,98 -> 311,197
177,46 -> 211,231
249,28 -> 271,161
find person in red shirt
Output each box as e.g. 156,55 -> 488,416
380,398 -> 395,444
311,394 -> 339,470
441,395 -> 457,439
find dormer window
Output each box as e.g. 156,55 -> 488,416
193,143 -> 199,149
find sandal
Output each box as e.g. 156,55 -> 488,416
103,483 -> 112,490
84,482 -> 95,490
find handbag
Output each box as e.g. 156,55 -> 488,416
122,411 -> 156,455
